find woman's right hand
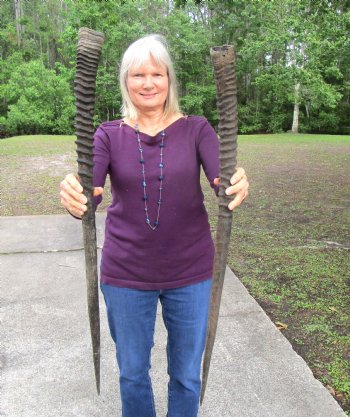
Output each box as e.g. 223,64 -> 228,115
60,173 -> 104,218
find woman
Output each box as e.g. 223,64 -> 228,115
60,34 -> 249,417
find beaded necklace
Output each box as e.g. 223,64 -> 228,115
135,124 -> 165,230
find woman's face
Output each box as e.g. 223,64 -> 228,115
126,55 -> 169,116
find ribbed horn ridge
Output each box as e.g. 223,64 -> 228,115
200,45 -> 238,405
74,27 -> 104,395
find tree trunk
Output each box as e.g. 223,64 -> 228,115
305,103 -> 310,119
39,32 -> 43,56
291,82 -> 300,133
14,0 -> 22,47
48,38 -> 58,69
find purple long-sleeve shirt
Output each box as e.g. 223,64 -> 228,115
93,116 -> 219,290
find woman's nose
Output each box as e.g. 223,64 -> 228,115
143,76 -> 155,88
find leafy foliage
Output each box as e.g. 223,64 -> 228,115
0,0 -> 349,136
0,60 -> 74,134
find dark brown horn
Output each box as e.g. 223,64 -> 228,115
74,27 -> 105,395
200,45 -> 238,405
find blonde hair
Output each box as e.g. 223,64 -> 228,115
119,34 -> 180,120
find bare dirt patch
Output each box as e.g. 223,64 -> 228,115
0,152 -> 112,216
23,154 -> 76,176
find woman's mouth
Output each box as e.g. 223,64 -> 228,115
140,93 -> 157,99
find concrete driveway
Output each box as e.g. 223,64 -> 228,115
0,214 -> 346,417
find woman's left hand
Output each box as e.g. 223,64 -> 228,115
213,167 -> 249,210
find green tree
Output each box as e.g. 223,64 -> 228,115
1,0 -> 349,135
0,60 -> 74,134
177,0 -> 349,133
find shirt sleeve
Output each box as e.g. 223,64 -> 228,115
92,125 -> 111,209
197,119 -> 220,196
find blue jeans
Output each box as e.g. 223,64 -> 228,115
101,279 -> 212,417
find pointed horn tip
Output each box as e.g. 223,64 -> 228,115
200,380 -> 206,405
95,377 -> 100,395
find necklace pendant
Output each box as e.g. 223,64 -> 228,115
135,124 -> 165,231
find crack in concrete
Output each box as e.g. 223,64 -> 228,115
0,246 -> 102,256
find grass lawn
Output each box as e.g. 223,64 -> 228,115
1,132 -> 350,413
